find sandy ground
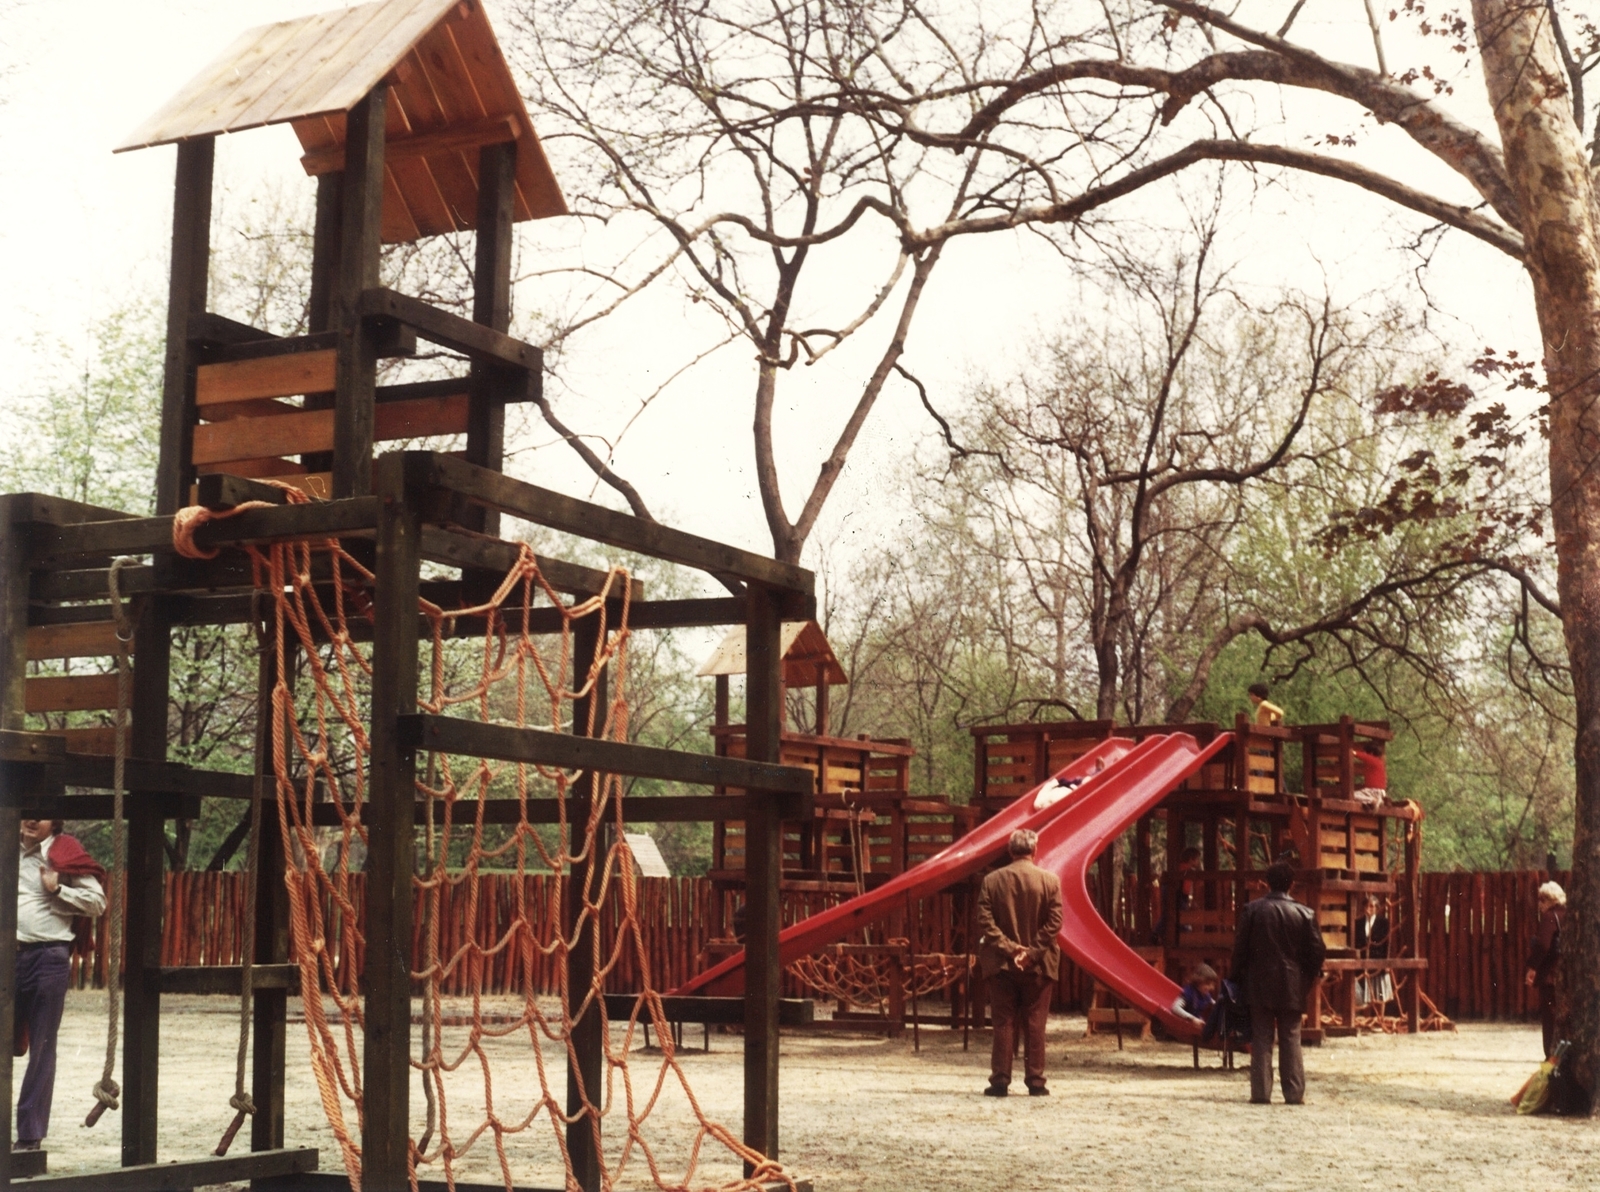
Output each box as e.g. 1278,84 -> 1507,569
27,991 -> 1600,1191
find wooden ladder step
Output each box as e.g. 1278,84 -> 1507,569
26,674 -> 121,713
26,622 -> 129,661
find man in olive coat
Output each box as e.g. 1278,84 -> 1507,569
977,828 -> 1063,1096
1231,861 -> 1326,1104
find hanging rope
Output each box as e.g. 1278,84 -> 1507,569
85,557 -> 136,1128
214,589 -> 268,1156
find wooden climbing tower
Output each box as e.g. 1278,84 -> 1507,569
0,2 -> 815,1190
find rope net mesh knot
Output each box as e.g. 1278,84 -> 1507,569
786,944 -> 972,1011
241,527 -> 789,1192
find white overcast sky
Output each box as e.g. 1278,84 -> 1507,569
0,0 -> 1543,582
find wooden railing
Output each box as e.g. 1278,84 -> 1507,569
62,869 -> 1565,1021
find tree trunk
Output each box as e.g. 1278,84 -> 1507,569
1472,0 -> 1600,1104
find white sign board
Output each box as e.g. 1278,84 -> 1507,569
624,832 -> 673,878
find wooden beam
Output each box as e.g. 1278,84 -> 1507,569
10,1147 -> 318,1191
333,84 -> 388,499
27,498 -> 380,561
196,348 -> 337,406
418,453 -> 811,594
299,114 -> 519,176
305,793 -> 812,826
358,289 -> 540,372
192,395 -> 468,466
188,311 -> 278,348
742,583 -> 784,1166
152,964 -> 298,995
11,794 -> 200,822
465,138 -> 516,539
565,619 -> 603,1192
58,754 -> 254,799
602,995 -> 814,1026
362,455 -> 421,1192
25,675 -> 120,713
0,731 -> 65,765
397,715 -> 813,795
417,526 -> 641,601
155,136 -> 213,519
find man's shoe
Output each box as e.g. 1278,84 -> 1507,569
983,1084 -> 1008,1097
1249,1097 -> 1270,1105
14,1141 -> 40,1151
1027,1085 -> 1050,1096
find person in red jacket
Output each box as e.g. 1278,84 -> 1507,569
15,819 -> 106,1150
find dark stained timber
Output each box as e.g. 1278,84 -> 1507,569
601,995 -> 815,1026
418,454 -> 812,594
8,1147 -> 318,1191
304,793 -> 812,826
152,965 -> 298,995
0,731 -> 65,764
27,498 -> 380,561
397,715 -> 813,795
358,288 -> 540,371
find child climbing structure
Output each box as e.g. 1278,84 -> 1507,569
0,2 -> 816,1190
974,716 -> 1433,1042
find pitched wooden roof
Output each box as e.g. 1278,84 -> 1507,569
697,622 -> 849,686
116,0 -> 566,241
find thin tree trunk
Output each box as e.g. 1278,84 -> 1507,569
1472,0 -> 1600,1105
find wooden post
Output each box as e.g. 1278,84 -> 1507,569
250,644 -> 288,1165
565,618 -> 605,1192
332,85 -> 388,499
154,136 -> 213,516
0,502 -> 30,1186
123,136 -> 213,1166
743,583 -> 783,1167
302,172 -> 343,474
363,454 -> 422,1192
814,663 -> 829,737
465,141 -> 516,538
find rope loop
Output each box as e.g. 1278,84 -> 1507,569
92,1078 -> 120,1110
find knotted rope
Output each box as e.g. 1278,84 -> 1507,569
85,556 -> 136,1127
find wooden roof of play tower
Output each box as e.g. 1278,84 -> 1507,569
116,0 -> 566,241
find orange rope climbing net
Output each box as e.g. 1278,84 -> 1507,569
178,500 -> 788,1192
786,944 -> 972,1012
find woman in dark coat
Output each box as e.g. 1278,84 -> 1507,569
1524,881 -> 1566,1059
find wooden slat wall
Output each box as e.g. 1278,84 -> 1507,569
61,869 -> 1557,1021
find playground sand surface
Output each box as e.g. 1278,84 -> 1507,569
34,992 -> 1599,1191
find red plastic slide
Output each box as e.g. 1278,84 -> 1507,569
1037,731 -> 1230,1039
677,733 -> 1217,1000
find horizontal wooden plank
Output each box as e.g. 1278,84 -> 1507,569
196,329 -> 338,366
60,753 -> 255,798
153,964 -> 299,994
26,674 -> 121,713
417,525 -> 642,600
301,113 -> 518,175
192,395 -> 469,466
359,288 -> 541,370
28,498 -> 381,561
0,731 -> 67,764
188,311 -> 278,348
602,994 -> 814,1026
418,453 -> 812,593
26,622 -> 126,660
398,714 -> 816,795
57,727 -> 117,755
10,793 -> 201,821
12,1147 -> 318,1190
308,793 -> 811,826
196,349 -> 338,406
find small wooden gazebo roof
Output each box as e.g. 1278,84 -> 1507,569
697,621 -> 848,687
116,0 -> 566,242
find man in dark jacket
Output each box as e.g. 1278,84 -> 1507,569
977,828 -> 1063,1096
1230,861 -> 1325,1105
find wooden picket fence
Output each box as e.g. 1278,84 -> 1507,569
64,869 -> 1564,1022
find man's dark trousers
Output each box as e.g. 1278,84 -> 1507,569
1250,1007 -> 1304,1105
989,970 -> 1053,1090
16,942 -> 72,1144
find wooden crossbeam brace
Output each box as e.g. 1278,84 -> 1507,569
397,713 -> 815,798
11,1147 -> 318,1190
306,793 -> 813,826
